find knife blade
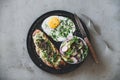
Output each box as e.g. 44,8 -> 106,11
74,14 -> 99,64
74,14 -> 87,37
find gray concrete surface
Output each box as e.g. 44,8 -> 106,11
0,0 -> 120,80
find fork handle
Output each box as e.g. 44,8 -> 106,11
84,37 -> 99,64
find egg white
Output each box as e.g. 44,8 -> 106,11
41,15 -> 76,42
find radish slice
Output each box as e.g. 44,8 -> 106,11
71,57 -> 78,63
72,50 -> 77,56
61,46 -> 68,52
77,54 -> 81,58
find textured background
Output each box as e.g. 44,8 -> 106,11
0,0 -> 120,80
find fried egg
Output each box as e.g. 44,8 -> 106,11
42,16 -> 75,42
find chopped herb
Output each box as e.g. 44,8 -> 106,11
69,21 -> 73,26
53,53 -> 58,62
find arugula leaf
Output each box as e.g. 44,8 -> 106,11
65,48 -> 74,56
67,59 -> 73,63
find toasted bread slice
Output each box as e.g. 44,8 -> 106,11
32,29 -> 65,69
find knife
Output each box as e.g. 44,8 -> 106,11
74,14 -> 99,64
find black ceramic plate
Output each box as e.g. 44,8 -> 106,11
27,10 -> 89,74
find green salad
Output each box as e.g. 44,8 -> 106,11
60,36 -> 88,64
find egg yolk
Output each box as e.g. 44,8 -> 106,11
48,17 -> 60,29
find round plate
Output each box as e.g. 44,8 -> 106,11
27,10 -> 89,74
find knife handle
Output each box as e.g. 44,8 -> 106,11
84,37 -> 99,64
